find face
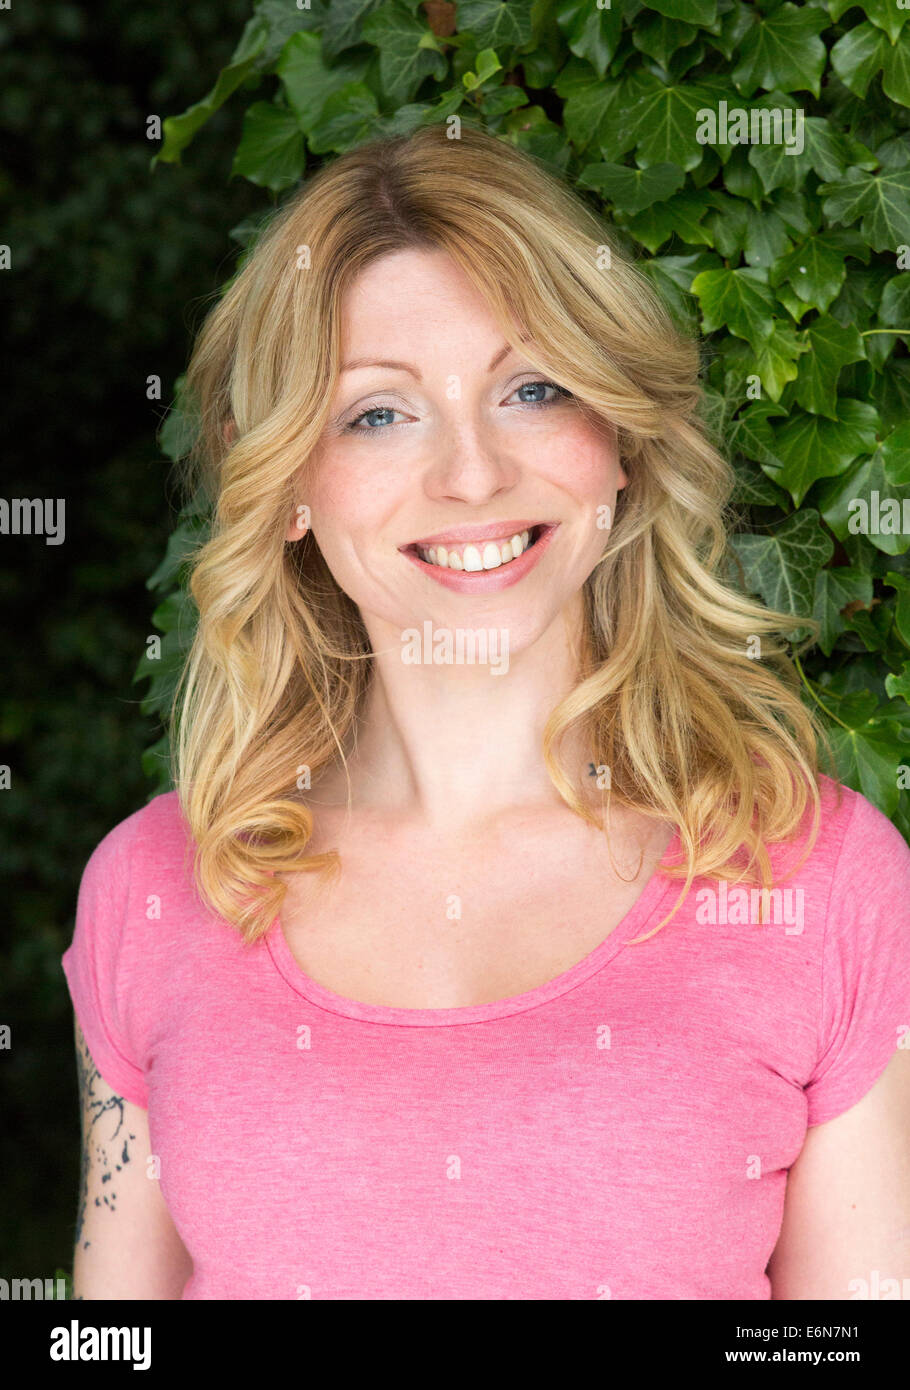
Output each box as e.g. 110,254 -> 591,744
289,247 -> 627,654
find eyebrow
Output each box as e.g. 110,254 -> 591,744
340,343 -> 516,378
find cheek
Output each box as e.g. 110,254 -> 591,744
534,418 -> 621,501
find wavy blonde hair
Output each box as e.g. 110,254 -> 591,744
173,119 -> 836,945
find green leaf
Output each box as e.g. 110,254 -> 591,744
879,273 -> 910,337
321,0 -> 385,62
456,0 -> 535,50
769,231 -> 868,315
770,400 -> 880,506
555,62 -> 634,155
632,13 -> 698,71
723,324 -> 806,401
827,0 -> 908,45
625,189 -> 716,251
813,566 -> 874,657
819,166 -> 910,253
884,575 -> 910,649
577,161 -> 686,214
645,0 -> 717,23
277,32 -> 370,133
622,72 -> 720,170
817,442 -> 910,557
748,116 -> 875,196
230,102 -> 304,191
824,694 -> 905,817
831,23 -> 910,107
155,17 -> 269,165
691,266 -> 777,347
360,2 -> 448,104
793,316 -> 866,419
307,81 -> 380,153
730,509 -> 833,621
638,252 -> 722,330
732,3 -> 828,98
555,0 -> 622,79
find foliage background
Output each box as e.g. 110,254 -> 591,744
3,0 -> 910,1280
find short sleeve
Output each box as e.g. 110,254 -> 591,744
61,820 -> 149,1108
804,792 -> 910,1127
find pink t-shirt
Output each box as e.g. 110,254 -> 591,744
62,774 -> 910,1300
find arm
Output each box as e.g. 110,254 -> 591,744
767,1046 -> 910,1299
72,1017 -> 193,1299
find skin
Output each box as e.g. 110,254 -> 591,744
72,246 -> 910,1298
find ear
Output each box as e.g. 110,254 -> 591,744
223,419 -> 236,448
286,502 -> 310,544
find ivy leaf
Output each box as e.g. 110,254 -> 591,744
230,102 -> 305,191
819,166 -> 910,253
691,266 -> 777,347
817,443 -> 910,557
456,0 -> 534,50
277,32 -> 370,132
770,399 -> 879,506
884,575 -> 910,649
813,566 -> 875,656
723,326 -> 805,402
321,0 -> 385,61
307,82 -> 380,153
622,73 -> 720,170
625,189 -> 716,251
632,13 -> 698,71
638,252 -> 722,330
793,316 -> 866,420
361,2 -> 448,104
831,23 -> 910,107
646,0 -> 717,22
824,693 -> 904,817
879,273 -> 910,338
155,17 -> 269,164
732,3 -> 828,98
827,0 -> 909,46
748,116 -> 876,196
769,231 -> 868,314
730,509 -> 833,622
729,399 -> 790,472
555,0 -> 623,78
555,62 -> 635,155
577,161 -> 686,213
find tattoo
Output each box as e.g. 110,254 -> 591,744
74,1024 -> 136,1251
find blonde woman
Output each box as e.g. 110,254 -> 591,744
63,122 -> 910,1301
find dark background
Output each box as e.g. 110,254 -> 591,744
0,0 -> 261,1278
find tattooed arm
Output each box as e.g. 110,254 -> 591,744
72,1018 -> 193,1299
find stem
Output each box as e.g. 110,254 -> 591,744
793,651 -> 851,730
860,328 -> 910,336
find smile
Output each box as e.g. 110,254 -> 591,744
400,522 -> 558,593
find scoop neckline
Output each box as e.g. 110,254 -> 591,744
264,826 -> 683,1027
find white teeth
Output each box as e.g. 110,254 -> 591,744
416,527 -> 539,571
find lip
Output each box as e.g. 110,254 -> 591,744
406,519 -> 551,547
400,523 -> 559,593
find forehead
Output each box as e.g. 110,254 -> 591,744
338,248 -> 503,350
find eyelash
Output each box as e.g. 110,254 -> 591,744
342,380 -> 573,434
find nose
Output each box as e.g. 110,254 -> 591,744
423,410 -> 521,508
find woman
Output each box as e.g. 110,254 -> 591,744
63,121 -> 910,1300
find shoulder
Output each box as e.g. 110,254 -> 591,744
813,775 -> 910,884
79,791 -> 195,908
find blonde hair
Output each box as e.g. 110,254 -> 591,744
173,120 -> 836,945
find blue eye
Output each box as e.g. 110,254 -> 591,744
512,380 -> 572,407
346,405 -> 403,432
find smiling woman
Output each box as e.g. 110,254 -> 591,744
62,121 -> 910,1301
